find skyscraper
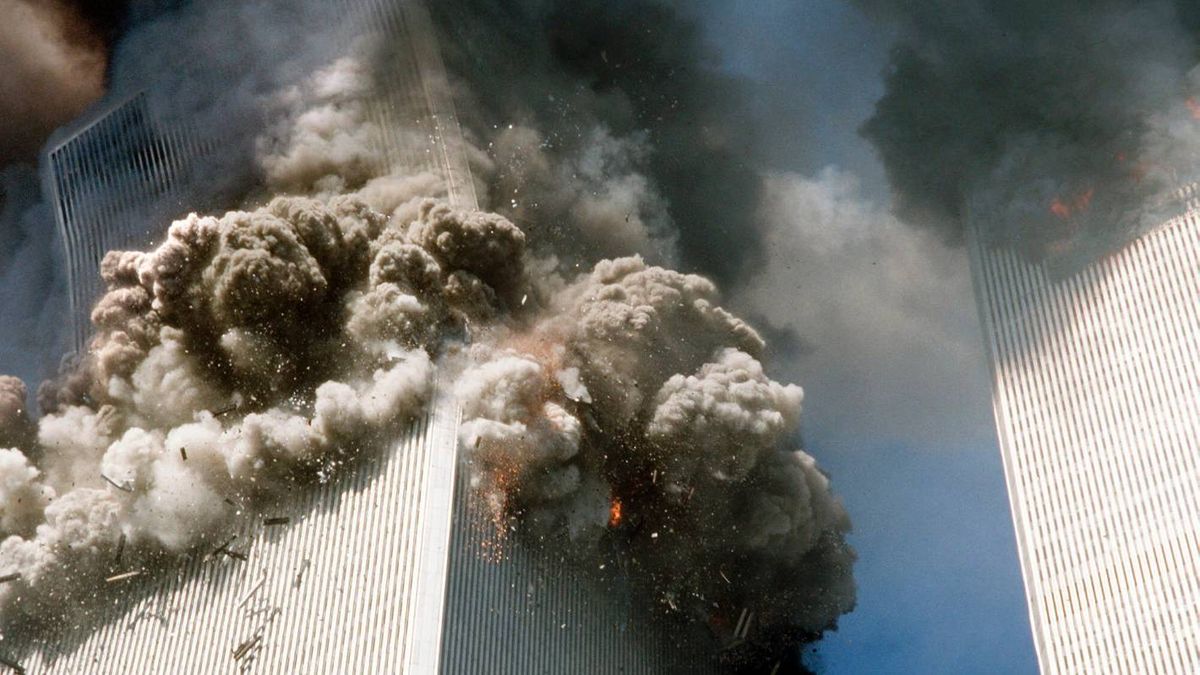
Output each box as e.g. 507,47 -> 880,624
22,1 -> 717,672
968,185 -> 1200,673
43,92 -> 207,354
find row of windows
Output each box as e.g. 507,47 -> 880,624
47,93 -> 203,354
971,206 -> 1200,674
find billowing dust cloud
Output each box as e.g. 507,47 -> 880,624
0,4 -> 854,670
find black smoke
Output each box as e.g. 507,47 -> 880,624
858,0 -> 1200,264
429,0 -> 767,287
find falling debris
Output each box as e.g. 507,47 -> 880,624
732,608 -> 755,641
263,517 -> 290,527
100,474 -> 133,493
232,634 -> 261,661
213,536 -> 248,562
114,534 -> 126,564
293,559 -> 311,590
0,575 -> 19,585
105,570 -> 142,583
237,576 -> 267,609
180,447 -> 188,461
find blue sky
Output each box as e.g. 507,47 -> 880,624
694,1 -> 1038,672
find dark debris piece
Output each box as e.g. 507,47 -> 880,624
101,474 -> 133,493
232,635 -> 261,661
213,536 -> 248,562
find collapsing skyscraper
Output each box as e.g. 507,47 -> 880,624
968,185 -> 1200,673
26,1 -> 717,672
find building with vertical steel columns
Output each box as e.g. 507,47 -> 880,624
24,0 -> 718,672
968,185 -> 1200,674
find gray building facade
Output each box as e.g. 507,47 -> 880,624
969,186 -> 1200,673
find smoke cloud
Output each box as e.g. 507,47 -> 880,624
0,0 -> 120,167
859,0 -> 1200,264
429,0 -> 766,285
0,5 -> 857,668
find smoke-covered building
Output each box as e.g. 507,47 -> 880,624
26,0 -> 718,672
42,92 -> 207,354
968,185 -> 1200,674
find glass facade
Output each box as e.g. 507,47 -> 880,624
969,194 -> 1200,673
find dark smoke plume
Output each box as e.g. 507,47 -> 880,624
0,1 -> 854,669
859,0 -> 1200,264
429,0 -> 766,286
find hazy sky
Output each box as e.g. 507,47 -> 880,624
695,1 -> 1037,672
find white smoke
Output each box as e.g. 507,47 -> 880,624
735,168 -> 992,451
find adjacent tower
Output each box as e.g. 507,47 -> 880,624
968,186 -> 1200,673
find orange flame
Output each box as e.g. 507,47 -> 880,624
608,498 -> 623,527
1049,188 -> 1094,221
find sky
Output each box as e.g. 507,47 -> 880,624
0,0 -> 1046,672
694,1 -> 1038,672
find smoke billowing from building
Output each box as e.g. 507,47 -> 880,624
0,1 -> 854,668
859,0 -> 1200,263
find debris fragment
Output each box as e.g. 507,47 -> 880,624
293,559 -> 311,589
232,634 -> 261,661
100,473 -> 133,493
263,517 -> 290,527
106,570 -> 142,583
238,576 -> 267,609
732,608 -> 755,640
180,447 -> 188,461
0,574 -> 19,585
213,536 -> 248,562
213,404 -> 239,418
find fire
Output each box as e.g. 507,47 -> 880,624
608,497 -> 623,527
1049,187 -> 1094,220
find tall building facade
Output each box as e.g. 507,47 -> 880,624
968,186 -> 1200,674
43,92 -> 207,354
43,0 -> 477,355
24,0 -> 716,672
